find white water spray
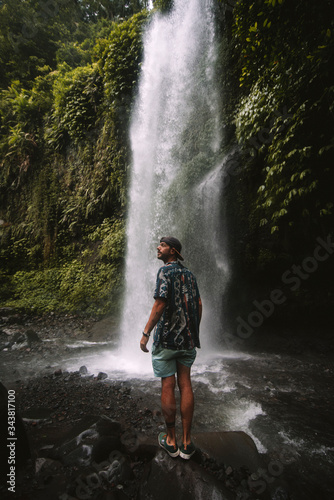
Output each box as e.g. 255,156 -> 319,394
119,0 -> 229,373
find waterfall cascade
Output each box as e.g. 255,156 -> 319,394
119,0 -> 230,372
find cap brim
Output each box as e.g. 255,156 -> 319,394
174,248 -> 184,261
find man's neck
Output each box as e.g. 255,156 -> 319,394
165,257 -> 177,264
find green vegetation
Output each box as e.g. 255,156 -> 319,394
0,0 -> 333,318
4,219 -> 125,316
228,0 -> 334,283
0,1 -> 149,315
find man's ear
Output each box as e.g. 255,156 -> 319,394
170,247 -> 176,256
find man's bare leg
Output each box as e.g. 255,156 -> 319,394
161,374 -> 177,447
176,363 -> 194,448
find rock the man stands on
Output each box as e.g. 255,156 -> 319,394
140,236 -> 202,459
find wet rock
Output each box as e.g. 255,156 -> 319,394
97,372 -> 108,380
120,428 -> 141,453
271,484 -> 290,500
62,444 -> 92,466
1,327 -> 12,336
139,450 -> 234,500
79,365 -> 88,375
96,415 -> 122,437
0,341 -> 11,351
98,451 -> 134,483
88,316 -> 117,342
152,408 -> 162,417
225,466 -> 233,475
53,438 -> 78,461
118,432 -> 157,459
6,314 -> 24,326
35,457 -> 63,475
0,307 -> 14,316
12,331 -> 27,345
54,426 -> 99,466
59,494 -> 78,500
65,451 -> 133,499
193,431 -> 264,472
26,329 -> 41,343
91,435 -> 122,463
95,488 -> 129,500
265,381 -> 275,392
38,445 -> 55,458
31,469 -> 69,499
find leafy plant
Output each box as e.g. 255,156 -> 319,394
233,0 -> 334,242
102,11 -> 148,108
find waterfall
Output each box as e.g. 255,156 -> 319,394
119,0 -> 229,372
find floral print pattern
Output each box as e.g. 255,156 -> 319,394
153,262 -> 201,350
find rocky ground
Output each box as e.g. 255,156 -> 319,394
2,369 -> 264,500
0,309 -> 274,500
1,308 -> 333,499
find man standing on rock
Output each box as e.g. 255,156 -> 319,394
140,236 -> 202,459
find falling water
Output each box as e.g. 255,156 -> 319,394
119,0 -> 229,372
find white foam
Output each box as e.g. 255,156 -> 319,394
278,431 -> 306,449
311,446 -> 334,463
63,346 -> 154,380
227,401 -> 267,453
65,340 -> 112,349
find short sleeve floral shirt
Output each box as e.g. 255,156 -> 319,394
153,261 -> 201,350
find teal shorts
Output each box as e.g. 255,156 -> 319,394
151,344 -> 197,378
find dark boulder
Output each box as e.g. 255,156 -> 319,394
96,415 -> 122,437
139,450 -> 235,500
79,365 -> 88,375
91,435 -> 122,464
25,329 -> 41,344
193,431 -> 264,472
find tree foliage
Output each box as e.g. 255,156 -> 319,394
153,0 -> 174,13
0,3 -> 149,315
232,0 -> 334,251
0,0 -> 148,89
102,11 -> 148,107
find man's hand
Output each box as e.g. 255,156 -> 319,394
140,334 -> 149,353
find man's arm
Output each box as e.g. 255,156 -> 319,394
140,297 -> 167,353
198,297 -> 202,323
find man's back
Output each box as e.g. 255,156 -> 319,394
153,261 -> 201,350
